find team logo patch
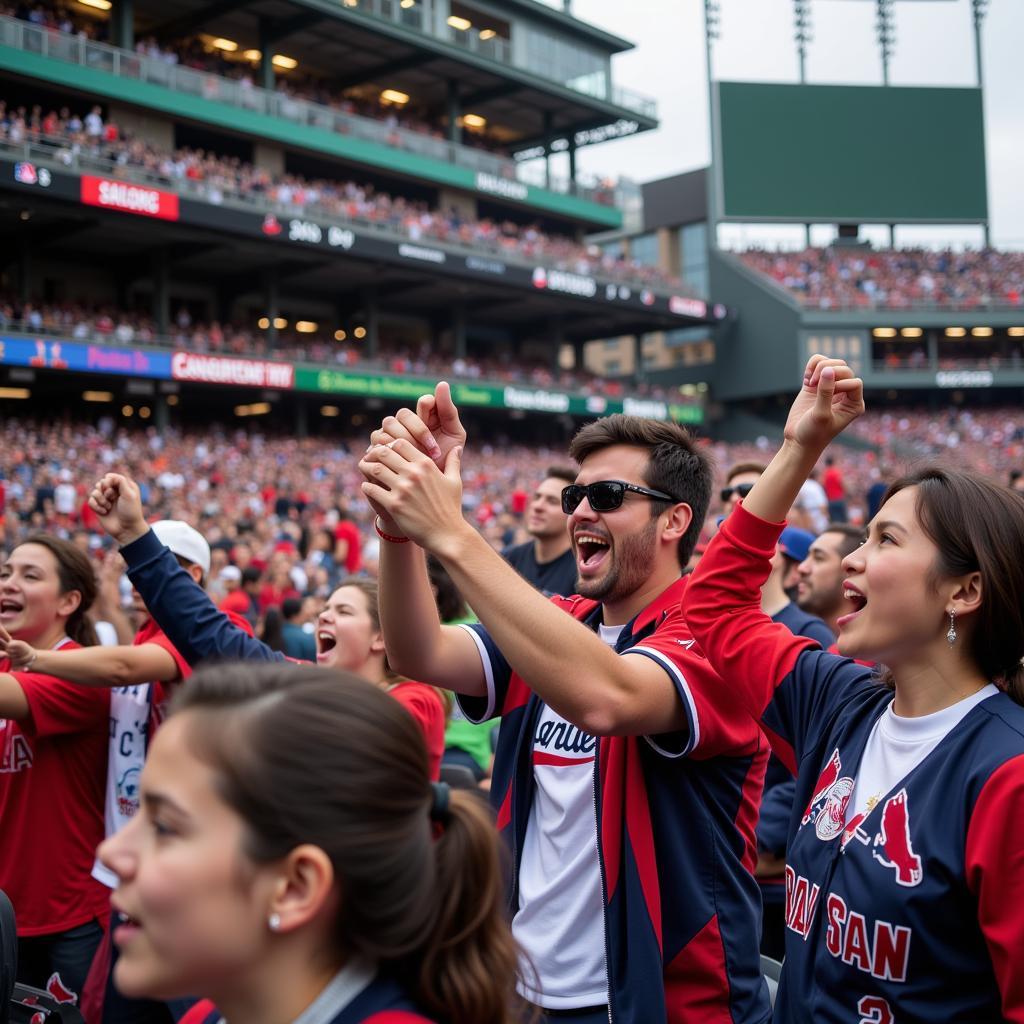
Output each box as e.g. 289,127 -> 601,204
871,789 -> 922,887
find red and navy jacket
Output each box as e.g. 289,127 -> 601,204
684,503 -> 1024,1024
458,576 -> 771,1024
180,980 -> 432,1024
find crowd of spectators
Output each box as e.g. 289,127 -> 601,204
0,99 -> 685,292
3,2 -> 512,157
738,246 -> 1024,310
4,407 -> 1023,629
0,293 -> 680,400
3,1 -> 620,202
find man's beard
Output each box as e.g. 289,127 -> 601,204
575,516 -> 658,604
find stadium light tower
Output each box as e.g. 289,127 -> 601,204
972,0 -> 989,88
793,0 -> 813,84
875,0 -> 896,86
703,0 -> 722,247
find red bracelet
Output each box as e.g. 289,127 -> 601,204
375,516 -> 410,544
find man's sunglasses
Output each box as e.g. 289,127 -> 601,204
720,482 -> 755,503
561,480 -> 680,515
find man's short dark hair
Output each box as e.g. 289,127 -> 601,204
282,596 -> 303,620
820,523 -> 863,559
568,415 -> 714,569
242,566 -> 263,586
726,461 -> 767,484
544,466 -> 577,486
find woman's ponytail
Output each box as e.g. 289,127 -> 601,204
416,791 -> 532,1024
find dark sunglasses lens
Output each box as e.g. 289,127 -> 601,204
720,487 -> 733,503
588,481 -> 625,512
561,486 -> 584,514
737,483 -> 755,497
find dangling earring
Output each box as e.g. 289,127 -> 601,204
946,609 -> 957,647
268,913 -> 281,932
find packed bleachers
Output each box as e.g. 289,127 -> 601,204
0,294 -> 681,400
737,246 -> 1024,310
0,99 -> 687,292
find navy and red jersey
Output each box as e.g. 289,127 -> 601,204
458,576 -> 771,1024
684,502 -> 1024,1024
0,646 -> 110,936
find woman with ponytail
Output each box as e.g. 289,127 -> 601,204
0,534 -> 110,1003
683,356 -> 1024,1023
99,662 -> 525,1024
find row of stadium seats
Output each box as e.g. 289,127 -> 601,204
0,295 -> 676,400
0,99 -> 684,292
4,0 -> 519,162
738,246 -> 1024,310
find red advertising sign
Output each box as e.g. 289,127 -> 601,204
81,175 -> 180,221
171,352 -> 295,389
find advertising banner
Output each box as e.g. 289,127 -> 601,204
0,336 -> 172,377
81,175 -> 180,221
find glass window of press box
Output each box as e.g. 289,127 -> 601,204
520,26 -> 609,99
679,222 -> 709,297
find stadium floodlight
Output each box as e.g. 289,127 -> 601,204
793,0 -> 813,83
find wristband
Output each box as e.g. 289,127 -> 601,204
375,516 -> 410,544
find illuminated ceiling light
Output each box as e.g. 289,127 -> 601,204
1009,327 -> 1024,337
122,405 -> 134,416
971,326 -> 993,337
479,28 -> 496,40
235,404 -> 271,416
257,316 -> 270,329
273,317 -> 288,329
0,387 -> 30,399
139,407 -> 151,419
871,327 -> 897,338
295,320 -> 318,333
271,54 -> 298,69
462,113 -> 487,129
353,326 -> 367,339
945,327 -> 967,338
400,0 -> 416,7
343,0 -> 358,6
900,327 -> 923,338
77,0 -> 112,9
321,405 -> 340,417
334,329 -> 347,341
380,88 -> 410,105
167,394 -> 180,406
84,390 -> 114,402
211,37 -> 238,51
447,15 -> 472,30
243,49 -> 262,61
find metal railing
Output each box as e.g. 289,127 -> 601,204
0,136 -> 691,296
0,15 -> 625,205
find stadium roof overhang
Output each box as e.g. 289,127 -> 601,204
0,187 -> 717,345
130,0 -> 657,153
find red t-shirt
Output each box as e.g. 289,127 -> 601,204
334,520 -> 363,575
219,590 -> 254,619
389,681 -> 446,782
0,644 -> 110,936
823,466 -> 845,501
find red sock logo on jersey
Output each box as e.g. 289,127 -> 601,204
871,789 -> 922,887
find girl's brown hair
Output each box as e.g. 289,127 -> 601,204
884,467 -> 1024,703
172,662 -> 524,1024
19,534 -> 98,647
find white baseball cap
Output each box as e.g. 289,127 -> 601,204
219,565 -> 242,582
151,520 -> 211,575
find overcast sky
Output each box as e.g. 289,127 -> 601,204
557,0 -> 1022,246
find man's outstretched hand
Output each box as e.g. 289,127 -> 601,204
89,473 -> 150,547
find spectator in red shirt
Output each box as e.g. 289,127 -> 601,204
333,505 -> 363,575
0,535 -> 109,1007
822,455 -> 848,523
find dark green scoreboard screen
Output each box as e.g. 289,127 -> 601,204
714,82 -> 988,222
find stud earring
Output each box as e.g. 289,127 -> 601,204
268,913 -> 281,932
946,609 -> 957,647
